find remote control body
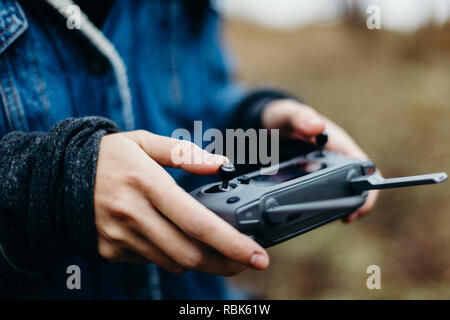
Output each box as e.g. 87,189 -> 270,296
191,151 -> 374,247
190,149 -> 447,248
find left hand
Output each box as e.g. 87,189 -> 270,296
261,99 -> 379,222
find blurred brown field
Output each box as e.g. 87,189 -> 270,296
224,19 -> 450,299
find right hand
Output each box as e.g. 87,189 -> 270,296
94,130 -> 269,276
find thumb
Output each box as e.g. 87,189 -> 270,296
263,99 -> 325,142
289,104 -> 325,140
121,130 -> 228,175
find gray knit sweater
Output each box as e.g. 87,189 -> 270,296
0,117 -> 119,292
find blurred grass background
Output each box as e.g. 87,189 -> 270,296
224,19 -> 450,299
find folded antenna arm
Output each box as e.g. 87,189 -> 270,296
349,172 -> 447,193
265,195 -> 366,223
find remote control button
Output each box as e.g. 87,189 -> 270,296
226,196 -> 240,204
362,164 -> 376,175
238,176 -> 250,184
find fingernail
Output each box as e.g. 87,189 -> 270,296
300,118 -> 323,130
250,252 -> 268,269
204,153 -> 227,165
300,117 -> 323,130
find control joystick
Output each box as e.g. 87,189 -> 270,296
315,132 -> 328,157
219,163 -> 236,191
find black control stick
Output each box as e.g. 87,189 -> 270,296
315,132 -> 328,157
219,163 -> 236,191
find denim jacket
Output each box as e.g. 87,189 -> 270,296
0,0 -> 289,299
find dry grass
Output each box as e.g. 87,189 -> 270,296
225,20 -> 450,299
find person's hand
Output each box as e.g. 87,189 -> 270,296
94,130 -> 269,275
261,99 -> 379,222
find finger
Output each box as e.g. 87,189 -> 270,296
287,103 -> 325,139
263,99 -> 325,141
129,193 -> 256,275
291,106 -> 325,140
144,177 -> 269,270
356,190 -> 379,216
112,248 -> 148,263
122,130 -> 228,175
120,227 -> 188,274
322,118 -> 367,159
342,187 -> 379,223
98,236 -> 148,263
192,240 -> 248,276
97,214 -> 188,273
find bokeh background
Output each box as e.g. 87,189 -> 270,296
216,0 -> 450,299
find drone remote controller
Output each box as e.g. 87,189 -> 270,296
190,133 -> 447,247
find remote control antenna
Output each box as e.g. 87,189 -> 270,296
350,172 -> 447,193
265,195 -> 367,223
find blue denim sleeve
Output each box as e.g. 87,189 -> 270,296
205,8 -> 299,131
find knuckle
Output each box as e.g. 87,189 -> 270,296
181,249 -> 205,270
101,224 -> 128,244
107,199 -> 134,220
183,215 -> 206,240
137,130 -> 154,148
125,171 -> 145,188
126,171 -> 156,194
107,200 -> 126,216
133,129 -> 150,142
98,241 -> 121,261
